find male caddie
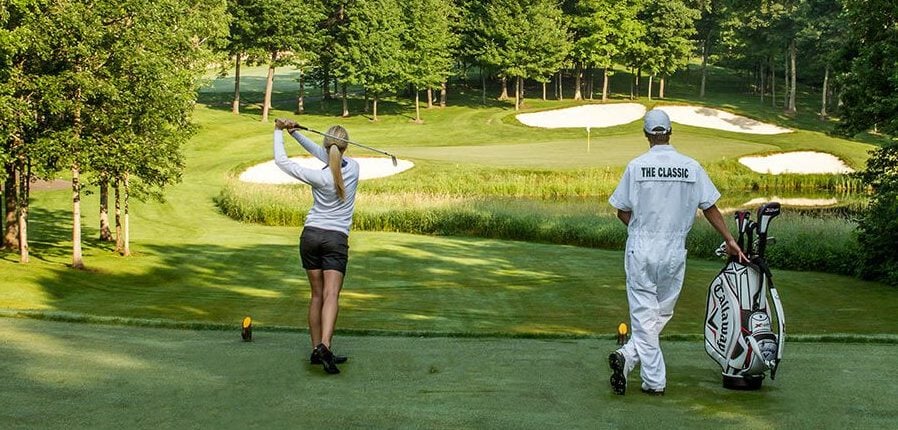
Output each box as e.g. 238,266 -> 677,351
607,109 -> 747,395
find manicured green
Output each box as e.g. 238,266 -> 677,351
3,318 -> 897,430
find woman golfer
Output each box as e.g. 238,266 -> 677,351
273,118 -> 359,374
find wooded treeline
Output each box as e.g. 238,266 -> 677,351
227,0 -> 895,130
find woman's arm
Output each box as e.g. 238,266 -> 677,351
273,130 -> 327,187
287,129 -> 328,163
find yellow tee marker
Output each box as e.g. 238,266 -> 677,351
241,316 -> 253,342
617,322 -> 629,346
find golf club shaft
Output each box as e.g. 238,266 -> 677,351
296,125 -> 397,160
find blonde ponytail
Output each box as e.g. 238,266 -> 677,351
328,145 -> 346,200
323,125 -> 349,201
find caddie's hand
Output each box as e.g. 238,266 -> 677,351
726,238 -> 749,263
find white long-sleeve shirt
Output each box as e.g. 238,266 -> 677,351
273,130 -> 359,235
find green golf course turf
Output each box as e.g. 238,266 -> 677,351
3,65 -> 897,429
2,318 -> 896,429
4,228 -> 898,336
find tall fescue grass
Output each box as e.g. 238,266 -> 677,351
217,175 -> 861,276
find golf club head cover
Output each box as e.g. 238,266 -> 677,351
734,211 -> 750,250
756,202 -> 781,236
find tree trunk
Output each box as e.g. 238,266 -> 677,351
373,94 -> 379,121
648,75 -> 653,100
295,69 -> 305,114
322,66 -> 331,100
3,165 -> 17,250
760,60 -> 766,104
514,77 -> 520,111
770,58 -> 776,108
123,174 -> 130,257
341,83 -> 349,117
558,71 -> 564,100
481,69 -> 486,105
232,52 -> 241,114
72,164 -> 84,269
440,82 -> 446,107
821,65 -> 829,119
499,77 -> 508,100
700,35 -> 709,98
574,63 -> 582,100
553,73 -> 558,99
426,88 -> 433,108
788,39 -> 797,113
99,178 -> 112,241
542,82 -> 547,100
659,77 -> 665,99
115,180 -> 123,254
17,160 -> 29,263
783,54 -> 788,110
414,89 -> 421,123
364,89 -> 370,113
602,69 -> 609,102
587,68 -> 594,100
261,51 -> 277,122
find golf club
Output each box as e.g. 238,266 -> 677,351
755,202 -> 781,259
278,119 -> 398,166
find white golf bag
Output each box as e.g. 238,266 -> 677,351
704,202 -> 785,390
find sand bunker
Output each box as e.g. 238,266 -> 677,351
739,151 -> 853,175
516,103 -> 791,134
657,106 -> 791,135
516,103 -> 646,129
742,196 -> 839,207
239,157 -> 414,185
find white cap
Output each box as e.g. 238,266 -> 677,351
643,109 -> 672,135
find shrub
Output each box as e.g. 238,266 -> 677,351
855,143 -> 898,286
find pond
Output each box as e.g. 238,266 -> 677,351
478,190 -> 866,220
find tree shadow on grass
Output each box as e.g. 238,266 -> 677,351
28,233 -> 626,335
0,207 -> 117,263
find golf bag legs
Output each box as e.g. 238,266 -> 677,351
722,374 -> 764,390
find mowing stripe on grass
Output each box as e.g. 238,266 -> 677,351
4,309 -> 897,344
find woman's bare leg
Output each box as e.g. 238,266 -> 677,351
305,269 -> 324,347
319,269 -> 344,347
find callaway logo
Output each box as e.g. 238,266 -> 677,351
713,284 -> 730,351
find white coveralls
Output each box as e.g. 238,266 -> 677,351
608,145 -> 720,391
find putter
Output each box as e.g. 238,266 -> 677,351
280,119 -> 399,166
